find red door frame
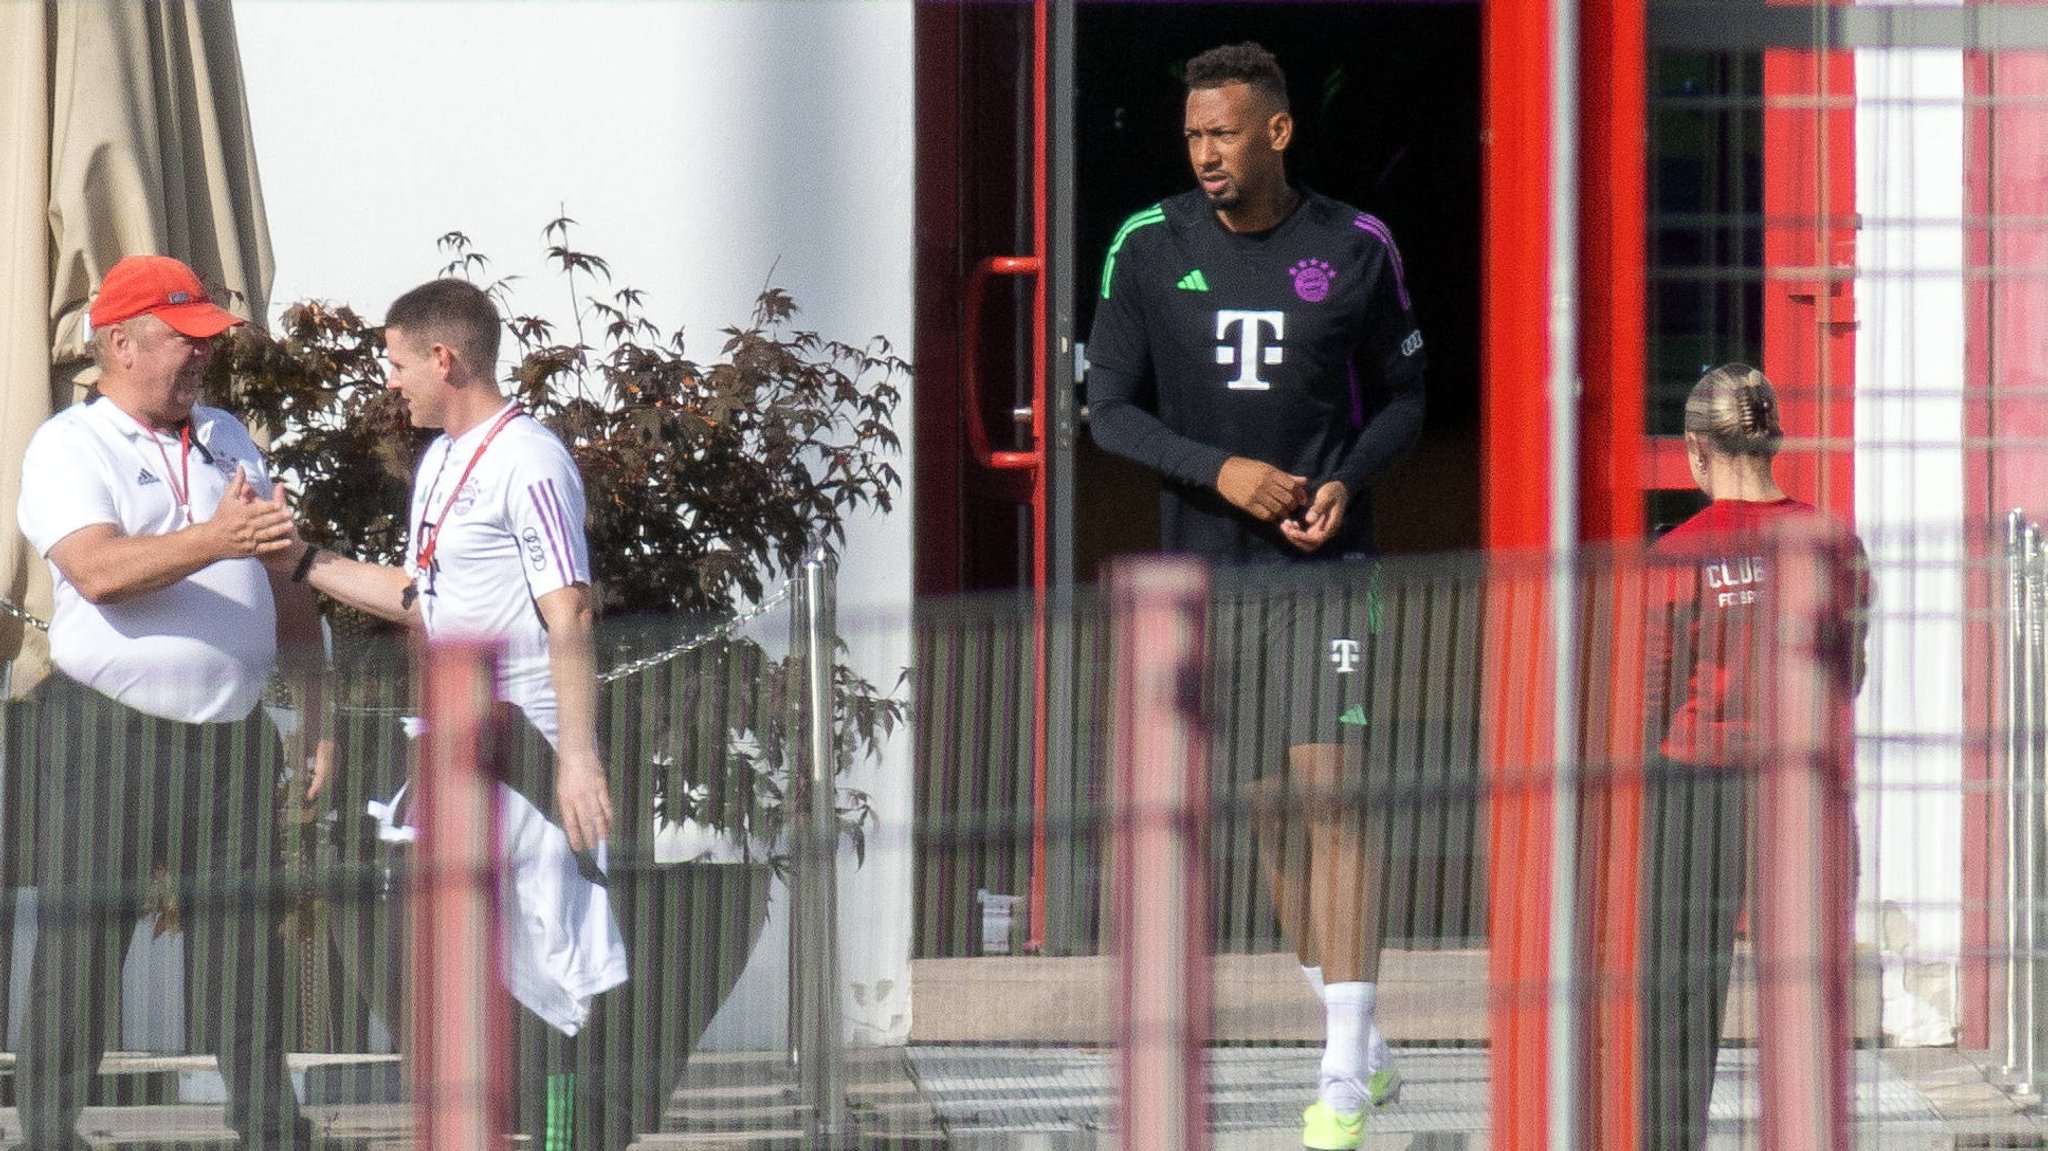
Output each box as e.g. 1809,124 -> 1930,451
1481,2 -> 1564,1149
1578,5 -> 1648,1149
1761,44 -> 1857,524
1963,12 -> 2048,1052
1482,0 -> 1647,1144
911,0 -> 1051,953
1484,2 -> 1860,1146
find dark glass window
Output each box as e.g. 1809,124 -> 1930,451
1648,49 -> 1764,436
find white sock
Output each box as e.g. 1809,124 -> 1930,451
1304,967 -> 1392,1073
1301,964 -> 1326,1001
1319,981 -> 1375,1112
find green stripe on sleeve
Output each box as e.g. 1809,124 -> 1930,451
1100,205 -> 1166,299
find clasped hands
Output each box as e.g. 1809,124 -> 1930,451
206,468 -> 298,562
209,475 -> 332,800
1215,456 -> 1348,553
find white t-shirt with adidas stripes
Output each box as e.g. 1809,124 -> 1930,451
405,401 -> 590,746
19,398 -> 278,723
401,400 -> 626,1034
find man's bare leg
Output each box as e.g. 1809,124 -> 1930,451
1289,742 -> 1394,1117
1291,744 -> 1375,982
1253,772 -> 1317,966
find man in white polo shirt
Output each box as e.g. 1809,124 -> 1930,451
14,254 -> 330,1149
282,277 -> 625,1148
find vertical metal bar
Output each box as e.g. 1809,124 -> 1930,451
1043,0 -> 1079,959
413,639 -> 508,1151
804,553 -> 847,1139
1546,0 -> 1582,1146
1024,0 -> 1052,956
2022,524 -> 2044,1095
2028,531 -> 2048,1098
1108,557 -> 1210,1151
787,549 -> 848,1140
0,696 -> 13,1050
787,576 -> 810,1066
2015,505 -> 2031,1073
1756,529 -> 1851,1151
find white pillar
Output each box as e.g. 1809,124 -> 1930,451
1853,0 -> 1966,1045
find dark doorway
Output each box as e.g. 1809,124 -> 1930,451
1072,2 -> 1483,575
914,1 -> 1483,601
911,1 -> 1485,958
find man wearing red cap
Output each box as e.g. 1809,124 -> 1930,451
13,255 -> 330,1148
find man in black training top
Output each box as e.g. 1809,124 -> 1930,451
1086,42 -> 1425,1151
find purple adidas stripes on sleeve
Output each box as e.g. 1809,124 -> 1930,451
1353,214 -> 1412,311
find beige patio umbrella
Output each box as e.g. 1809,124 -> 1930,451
0,0 -> 274,691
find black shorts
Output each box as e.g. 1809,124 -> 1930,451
1208,560 -> 1383,759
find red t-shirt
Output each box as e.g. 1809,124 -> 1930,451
1646,497 -> 1870,767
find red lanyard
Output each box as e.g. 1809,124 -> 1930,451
133,415 -> 195,526
415,403 -> 524,576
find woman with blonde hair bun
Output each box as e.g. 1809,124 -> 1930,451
1640,363 -> 1871,1150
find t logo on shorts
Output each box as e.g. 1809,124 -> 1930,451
1215,310 -> 1285,390
1329,638 -> 1362,674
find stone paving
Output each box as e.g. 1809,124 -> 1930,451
1,1045 -> 2043,1149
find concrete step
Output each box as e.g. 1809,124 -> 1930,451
0,1049 -> 943,1149
909,946 -> 1883,1045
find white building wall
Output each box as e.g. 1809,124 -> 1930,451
235,0 -> 917,1049
1854,17 -> 1966,1045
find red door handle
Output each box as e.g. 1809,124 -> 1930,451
963,255 -> 1044,472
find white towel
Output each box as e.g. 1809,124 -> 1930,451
367,774 -> 629,1036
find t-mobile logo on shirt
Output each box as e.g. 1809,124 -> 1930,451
1329,638 -> 1362,673
1215,310 -> 1285,390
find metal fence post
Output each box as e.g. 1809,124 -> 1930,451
2027,528 -> 2048,1100
1106,557 -> 1211,1151
2019,521 -> 2047,1096
2006,510 -> 2027,1080
413,639 -> 509,1151
787,547 -> 848,1142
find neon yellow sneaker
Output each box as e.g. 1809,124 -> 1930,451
1367,1065 -> 1403,1107
1302,1099 -> 1365,1150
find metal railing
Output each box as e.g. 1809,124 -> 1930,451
785,548 -> 848,1143
2002,508 -> 2048,1098
0,540 -> 1900,1148
0,555 -> 862,1146
914,555 -> 1489,962
408,548 -> 851,1147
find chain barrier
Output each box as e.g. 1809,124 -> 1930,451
598,578 -> 794,684
0,577 -> 792,673
0,594 -> 48,633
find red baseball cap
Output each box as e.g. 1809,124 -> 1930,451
88,255 -> 242,338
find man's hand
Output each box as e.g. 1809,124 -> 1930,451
260,514 -> 312,577
305,737 -> 337,802
1216,457 -> 1308,523
1280,481 -> 1350,553
555,747 -> 614,853
203,468 -> 294,561
49,469 -> 298,605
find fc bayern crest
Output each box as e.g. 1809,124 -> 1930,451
1290,258 -> 1334,303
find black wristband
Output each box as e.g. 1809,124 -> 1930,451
290,545 -> 319,583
